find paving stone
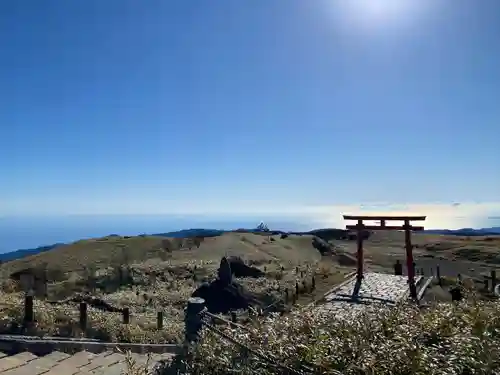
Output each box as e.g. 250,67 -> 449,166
42,351 -> 72,362
79,352 -> 124,372
0,352 -> 38,372
43,351 -> 96,375
0,350 -> 159,375
318,272 -> 421,319
92,352 -> 173,375
92,361 -> 126,375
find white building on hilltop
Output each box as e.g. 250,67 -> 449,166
256,222 -> 269,232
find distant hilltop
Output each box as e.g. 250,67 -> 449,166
0,225 -> 499,263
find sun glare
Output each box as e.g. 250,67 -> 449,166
330,0 -> 431,34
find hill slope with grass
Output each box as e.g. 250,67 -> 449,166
0,232 -> 329,276
0,227 -> 353,263
0,232 -> 353,343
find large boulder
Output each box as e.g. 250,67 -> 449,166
191,257 -> 269,314
192,279 -> 262,314
226,256 -> 265,278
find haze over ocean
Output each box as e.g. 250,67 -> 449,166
0,215 -> 313,253
1,202 -> 499,253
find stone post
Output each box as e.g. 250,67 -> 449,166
184,297 -> 207,344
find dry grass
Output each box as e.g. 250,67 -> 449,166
368,231 -> 500,262
0,233 -> 349,343
334,232 -> 500,279
163,291 -> 500,374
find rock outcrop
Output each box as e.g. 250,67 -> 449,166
191,256 -> 269,314
226,256 -> 265,278
312,236 -> 335,255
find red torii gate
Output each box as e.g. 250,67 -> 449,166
343,214 -> 426,299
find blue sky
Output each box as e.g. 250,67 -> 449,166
0,0 -> 499,222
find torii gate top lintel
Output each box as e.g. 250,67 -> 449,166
343,215 -> 426,231
343,215 -> 426,221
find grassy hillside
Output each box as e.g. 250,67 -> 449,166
0,232 -> 326,276
179,294 -> 500,375
0,232 -> 352,343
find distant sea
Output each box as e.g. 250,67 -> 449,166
1,213 -> 498,255
0,215 -> 317,254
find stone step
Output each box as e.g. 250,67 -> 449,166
1,351 -> 72,375
41,351 -> 97,375
0,349 -> 174,375
0,352 -> 39,372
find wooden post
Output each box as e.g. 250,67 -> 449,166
404,220 -> 417,300
356,220 -> 364,280
24,295 -> 34,324
122,308 -> 130,324
157,311 -> 164,329
450,285 -> 463,302
311,275 -> 316,291
295,281 -> 299,295
491,270 -> 497,292
436,265 -> 442,286
394,260 -> 403,276
184,297 -> 206,343
79,302 -> 87,331
231,311 -> 237,323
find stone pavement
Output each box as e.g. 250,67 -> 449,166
317,272 -> 422,319
0,350 -> 173,374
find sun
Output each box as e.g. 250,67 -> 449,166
350,0 -> 414,20
331,0 -> 430,33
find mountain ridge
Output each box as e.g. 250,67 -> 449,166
423,227 -> 500,236
0,226 -> 499,263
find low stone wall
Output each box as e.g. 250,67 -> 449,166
0,335 -> 181,356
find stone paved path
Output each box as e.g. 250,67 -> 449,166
317,272 -> 422,319
0,350 -> 173,374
